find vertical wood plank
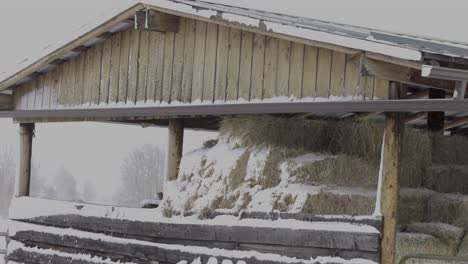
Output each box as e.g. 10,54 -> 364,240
137,30 -> 150,103
302,45 -> 318,98
330,51 -> 346,98
192,20 -> 207,102
92,43 -> 103,105
162,32 -> 175,103
215,25 -> 229,102
74,53 -> 85,106
277,39 -> 291,97
50,68 -> 60,109
42,71 -> 52,109
26,81 -> 35,110
100,38 -> 112,104
263,36 -> 278,99
83,49 -> 94,105
127,29 -> 141,104
58,63 -> 68,105
364,76 -> 375,100
202,23 -> 218,102
374,78 -> 389,99
171,18 -> 186,103
109,32 -> 122,104
147,31 -> 165,103
344,53 -> 361,98
251,33 -> 265,100
181,19 -> 196,103
381,82 -> 403,264
316,48 -> 332,98
67,58 -> 77,106
119,29 -> 131,103
18,85 -> 27,110
226,28 -> 241,101
289,43 -> 304,99
238,31 -> 253,101
34,75 -> 44,109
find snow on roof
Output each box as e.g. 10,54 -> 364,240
2,0 -> 468,89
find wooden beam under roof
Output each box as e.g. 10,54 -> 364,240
0,93 -> 13,110
135,9 -> 180,32
444,115 -> 468,130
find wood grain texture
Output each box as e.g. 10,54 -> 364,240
289,42 -> 304,99
73,54 -> 85,106
374,78 -> 389,99
58,62 -> 68,105
127,29 -> 141,104
34,75 -> 44,109
181,19 -> 196,103
316,48 -> 332,98
162,32 -> 175,103
277,39 -> 291,97
100,38 -> 112,104
215,25 -> 229,102
263,36 -> 279,99
137,30 -> 150,103
109,32 -> 122,104
42,71 -> 52,109
302,45 -> 318,98
344,53 -> 361,99
330,51 -> 346,98
171,18 -> 186,102
191,21 -> 207,102
238,31 -> 253,100
203,23 -> 218,102
147,31 -> 165,102
67,58 -> 77,106
251,33 -> 265,100
118,29 -> 131,103
226,28 -> 241,101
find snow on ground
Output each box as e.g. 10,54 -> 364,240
9,222 -> 377,264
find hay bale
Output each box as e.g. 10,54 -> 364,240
457,233 -> 468,256
426,165 -> 468,194
397,232 -> 456,264
302,190 -> 375,215
291,155 -> 378,188
433,134 -> 468,165
406,222 -> 465,254
427,193 -> 468,227
399,188 -> 434,227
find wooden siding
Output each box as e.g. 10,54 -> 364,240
14,17 -> 387,111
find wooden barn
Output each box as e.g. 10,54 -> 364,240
1,1 -> 468,264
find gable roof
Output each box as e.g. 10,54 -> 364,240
2,0 -> 468,91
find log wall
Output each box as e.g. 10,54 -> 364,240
14,17 -> 389,111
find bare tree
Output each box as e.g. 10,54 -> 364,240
0,147 -> 15,217
117,144 -> 165,207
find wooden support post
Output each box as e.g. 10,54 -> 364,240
381,83 -> 403,264
166,119 -> 184,181
427,88 -> 445,132
16,123 -> 35,197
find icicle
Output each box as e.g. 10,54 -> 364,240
373,131 -> 385,217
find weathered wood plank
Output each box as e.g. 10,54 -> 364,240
364,76 -> 375,100
42,71 -> 52,109
137,30 -> 150,103
50,68 -> 60,109
73,53 -> 85,106
289,43 -> 304,99
127,29 -> 141,104
118,29 -> 131,103
238,31 -> 253,101
344,53 -> 361,99
374,78 -> 389,99
302,45 -> 318,98
16,123 -> 34,197
202,23 -> 218,102
167,119 -> 184,181
263,36 -> 279,99
277,39 -> 291,97
251,33 -> 265,100
109,32 -> 122,104
226,28 -> 241,101
330,51 -> 346,98
215,25 -> 229,102
171,18 -> 186,103
192,20 -> 207,102
100,38 -> 112,104
82,49 -> 94,105
181,19 -> 196,103
58,63 -> 68,105
67,58 -> 77,106
162,32 -> 175,103
147,31 -> 165,103
316,48 -> 332,98
18,85 -> 28,110
92,43 -> 103,105
34,75 -> 44,109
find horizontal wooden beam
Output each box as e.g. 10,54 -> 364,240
363,58 -> 459,91
405,112 -> 427,123
135,9 -> 180,32
445,116 -> 468,130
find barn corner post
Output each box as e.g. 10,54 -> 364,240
16,123 -> 35,197
166,119 -> 184,182
380,82 -> 404,264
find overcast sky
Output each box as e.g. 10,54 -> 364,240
0,0 -> 466,203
